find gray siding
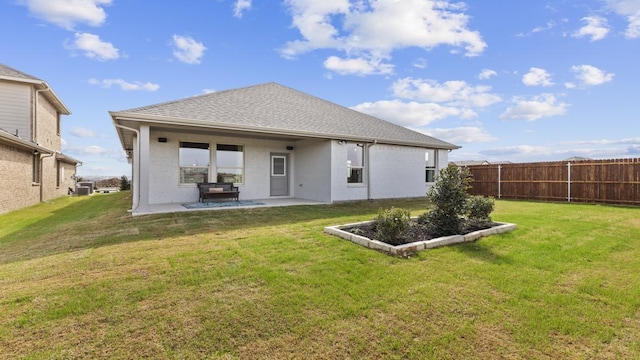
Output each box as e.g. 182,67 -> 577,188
0,82 -> 31,140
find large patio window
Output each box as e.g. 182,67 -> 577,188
179,142 -> 209,184
216,144 -> 244,183
425,150 -> 436,183
347,143 -> 365,184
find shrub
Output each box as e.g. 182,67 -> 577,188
465,195 -> 495,226
375,207 -> 411,245
419,166 -> 472,237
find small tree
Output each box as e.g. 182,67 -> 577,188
419,166 -> 472,237
120,175 -> 131,191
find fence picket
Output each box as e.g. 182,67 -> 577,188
461,158 -> 640,205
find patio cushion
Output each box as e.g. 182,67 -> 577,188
209,187 -> 224,192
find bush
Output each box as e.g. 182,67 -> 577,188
375,207 -> 411,245
465,195 -> 495,226
419,166 -> 472,237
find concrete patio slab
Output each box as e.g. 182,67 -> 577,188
132,198 -> 328,216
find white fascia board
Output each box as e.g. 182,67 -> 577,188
0,131 -> 53,153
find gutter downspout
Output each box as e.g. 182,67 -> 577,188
366,140 -> 377,200
34,84 -> 50,143
113,121 -> 140,213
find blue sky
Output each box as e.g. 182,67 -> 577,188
2,0 -> 639,177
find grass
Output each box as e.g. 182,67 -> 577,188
0,192 -> 639,359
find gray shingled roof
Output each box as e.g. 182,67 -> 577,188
113,82 -> 459,149
0,63 -> 42,81
0,63 -> 71,114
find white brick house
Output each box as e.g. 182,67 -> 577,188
111,83 -> 459,214
0,64 -> 81,214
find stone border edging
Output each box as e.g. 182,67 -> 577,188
324,221 -> 517,257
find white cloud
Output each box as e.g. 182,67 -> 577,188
565,82 -> 576,89
352,100 -> 476,128
605,0 -> 640,38
571,64 -> 614,86
19,0 -> 111,30
233,0 -> 252,18
500,93 -> 568,121
412,58 -> 428,69
202,89 -> 216,94
565,137 -> 640,146
65,32 -> 119,61
480,145 -> 552,157
323,55 -> 394,75
351,77 -> 501,127
172,35 -> 206,64
65,145 -> 108,155
533,21 -> 556,33
391,77 -> 502,108
280,0 -> 486,75
522,67 -> 554,87
572,16 -> 610,41
420,127 -> 497,144
478,69 -> 497,80
70,127 -> 96,137
475,136 -> 640,162
88,78 -> 160,91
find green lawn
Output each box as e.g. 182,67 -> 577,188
1,192 -> 639,359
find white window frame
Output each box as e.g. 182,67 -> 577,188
215,144 -> 245,184
425,149 -> 437,183
347,143 -> 365,184
179,141 -> 210,185
271,155 -> 286,177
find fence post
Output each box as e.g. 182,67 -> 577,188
498,164 -> 501,199
567,162 -> 571,202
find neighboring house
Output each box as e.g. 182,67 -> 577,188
449,160 -> 491,167
110,82 -> 459,214
0,64 -> 81,214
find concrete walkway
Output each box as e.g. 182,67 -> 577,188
133,198 -> 328,216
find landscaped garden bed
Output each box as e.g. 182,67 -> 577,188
325,220 -> 516,257
326,166 -> 517,256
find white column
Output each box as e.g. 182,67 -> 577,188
137,125 -> 151,213
131,136 -> 139,211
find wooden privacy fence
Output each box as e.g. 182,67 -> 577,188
464,158 -> 640,206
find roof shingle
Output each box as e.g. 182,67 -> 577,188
113,82 -> 459,149
0,63 -> 42,82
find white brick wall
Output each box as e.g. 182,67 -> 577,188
292,139 -> 332,202
148,131 -> 297,204
141,131 -> 450,206
368,144 -> 426,199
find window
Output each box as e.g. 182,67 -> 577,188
56,113 -> 61,136
56,161 -> 63,187
32,153 -> 40,183
216,144 -> 244,183
271,156 -> 286,176
179,142 -> 209,184
347,143 -> 365,184
425,150 -> 436,183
